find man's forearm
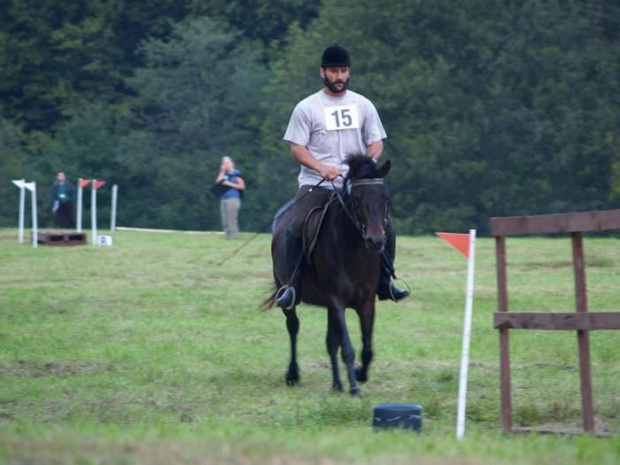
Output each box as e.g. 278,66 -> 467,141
290,143 -> 323,172
290,143 -> 340,181
367,140 -> 384,160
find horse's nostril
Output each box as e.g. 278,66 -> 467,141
366,236 -> 385,252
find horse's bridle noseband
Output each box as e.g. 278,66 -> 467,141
349,178 -> 385,188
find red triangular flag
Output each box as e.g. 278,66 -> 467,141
436,232 -> 470,258
93,180 -> 106,190
79,179 -> 91,188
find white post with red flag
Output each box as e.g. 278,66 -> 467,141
436,229 -> 477,440
91,179 -> 106,245
30,182 -> 38,248
19,181 -> 38,248
110,184 -> 118,234
11,179 -> 26,243
77,178 -> 91,233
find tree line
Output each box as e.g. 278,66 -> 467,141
1,0 -> 618,234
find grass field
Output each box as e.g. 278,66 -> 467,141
0,227 -> 619,464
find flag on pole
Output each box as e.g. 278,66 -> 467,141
94,180 -> 106,189
79,179 -> 91,188
436,232 -> 470,258
23,182 -> 36,192
12,180 -> 26,189
437,230 -> 477,440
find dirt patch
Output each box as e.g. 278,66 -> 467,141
532,362 -> 576,371
0,360 -> 111,378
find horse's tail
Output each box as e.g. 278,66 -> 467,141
259,285 -> 279,311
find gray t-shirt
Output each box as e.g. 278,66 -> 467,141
283,89 -> 387,188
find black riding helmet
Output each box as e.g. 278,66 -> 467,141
321,43 -> 351,67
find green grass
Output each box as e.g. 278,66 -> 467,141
0,228 -> 619,464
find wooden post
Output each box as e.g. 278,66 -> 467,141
496,236 -> 512,435
571,232 -> 595,432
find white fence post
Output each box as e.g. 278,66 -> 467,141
77,178 -> 83,233
110,184 -> 118,233
31,182 -> 38,248
18,179 -> 25,244
91,179 -> 97,245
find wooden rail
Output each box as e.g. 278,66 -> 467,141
490,209 -> 620,436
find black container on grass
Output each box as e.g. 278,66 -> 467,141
372,403 -> 422,432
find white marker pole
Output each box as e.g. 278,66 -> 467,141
91,179 -> 97,245
17,179 -> 26,243
456,229 -> 476,440
31,182 -> 38,248
110,184 -> 118,234
77,178 -> 83,233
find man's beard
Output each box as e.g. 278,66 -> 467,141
323,76 -> 349,94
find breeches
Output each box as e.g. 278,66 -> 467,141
220,197 -> 241,237
287,185 -> 333,238
56,201 -> 74,229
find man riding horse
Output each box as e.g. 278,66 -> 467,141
277,43 -> 410,310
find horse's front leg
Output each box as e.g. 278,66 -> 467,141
328,304 -> 360,396
282,308 -> 300,386
326,306 -> 343,392
355,299 -> 375,384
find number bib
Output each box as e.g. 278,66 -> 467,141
324,104 -> 360,131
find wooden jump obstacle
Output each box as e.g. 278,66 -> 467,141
490,209 -> 620,436
35,230 -> 87,246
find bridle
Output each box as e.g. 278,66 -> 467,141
332,177 -> 389,243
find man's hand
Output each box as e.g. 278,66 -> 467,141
318,164 -> 340,181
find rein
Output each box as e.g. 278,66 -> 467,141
215,178 -> 326,266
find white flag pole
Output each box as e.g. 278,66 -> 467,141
456,229 -> 477,440
18,179 -> 25,244
31,182 -> 38,249
91,179 -> 97,245
110,184 -> 118,234
77,178 -> 83,233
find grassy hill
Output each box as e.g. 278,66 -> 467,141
0,228 -> 618,464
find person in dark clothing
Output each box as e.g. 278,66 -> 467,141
51,172 -> 75,229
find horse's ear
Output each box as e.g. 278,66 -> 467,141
379,159 -> 391,178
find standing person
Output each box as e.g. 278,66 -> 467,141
276,43 -> 410,309
51,171 -> 75,229
216,156 -> 245,239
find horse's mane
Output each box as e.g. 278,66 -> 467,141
344,154 -> 382,182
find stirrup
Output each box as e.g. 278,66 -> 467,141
389,278 -> 411,301
276,285 -> 297,311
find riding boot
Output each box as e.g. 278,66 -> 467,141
277,232 -> 304,310
377,219 -> 410,302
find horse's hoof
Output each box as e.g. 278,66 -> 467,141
332,382 -> 344,393
286,370 -> 300,386
349,387 -> 363,397
355,367 -> 368,383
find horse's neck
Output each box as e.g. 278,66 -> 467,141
329,195 -> 366,254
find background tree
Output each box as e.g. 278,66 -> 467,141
122,17 -> 269,229
1,0 -> 619,233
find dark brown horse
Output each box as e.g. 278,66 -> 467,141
263,155 -> 392,396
